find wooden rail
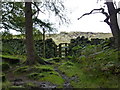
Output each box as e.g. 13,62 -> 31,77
57,43 -> 69,57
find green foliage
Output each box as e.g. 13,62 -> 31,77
33,29 -> 42,40
2,2 -> 25,32
58,61 -> 78,77
2,39 -> 26,55
72,45 -> 82,51
81,45 -> 97,56
59,43 -> 119,88
2,38 -> 57,58
13,34 -> 25,39
71,45 -> 82,56
79,55 -> 86,62
2,32 -> 13,40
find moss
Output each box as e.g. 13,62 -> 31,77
10,86 -> 26,89
14,66 -> 29,74
53,57 -> 61,62
24,82 -> 37,88
1,55 -> 20,64
58,62 -> 78,77
2,63 -> 10,71
40,74 -> 64,87
32,65 -> 54,72
27,65 -> 64,87
28,73 -> 44,80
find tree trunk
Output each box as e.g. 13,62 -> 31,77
106,1 -> 120,50
25,2 -> 36,65
43,28 -> 46,58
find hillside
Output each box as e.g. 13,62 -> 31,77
46,32 -> 113,45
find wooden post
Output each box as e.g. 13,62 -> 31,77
54,44 -> 57,57
59,44 -> 61,57
43,28 -> 45,58
65,43 -> 68,57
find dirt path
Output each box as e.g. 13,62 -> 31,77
54,66 -> 73,89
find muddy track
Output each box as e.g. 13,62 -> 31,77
54,66 -> 73,89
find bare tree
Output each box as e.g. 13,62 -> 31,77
78,0 -> 120,50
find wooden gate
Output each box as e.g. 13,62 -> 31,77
57,43 -> 69,57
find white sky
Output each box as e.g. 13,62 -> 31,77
2,0 -> 120,34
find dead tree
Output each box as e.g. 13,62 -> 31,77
78,0 -> 120,50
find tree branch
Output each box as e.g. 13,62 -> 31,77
32,2 -> 45,16
78,8 -> 110,25
115,8 -> 120,14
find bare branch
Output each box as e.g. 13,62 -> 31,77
32,2 -> 45,16
78,8 -> 104,20
115,8 -> 120,14
78,8 -> 110,25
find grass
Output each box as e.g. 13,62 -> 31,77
2,80 -> 12,89
59,62 -> 119,88
58,50 -> 119,88
40,73 -> 64,88
58,61 -> 78,77
1,44 -> 119,88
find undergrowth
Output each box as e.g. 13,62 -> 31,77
58,45 -> 120,88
